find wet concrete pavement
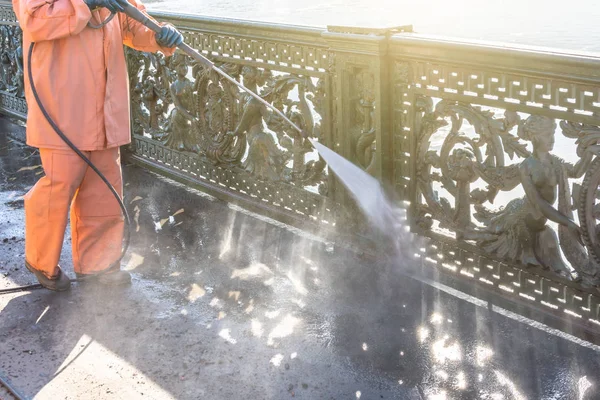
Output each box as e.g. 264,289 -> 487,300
2,125 -> 600,399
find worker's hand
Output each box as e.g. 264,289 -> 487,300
155,24 -> 184,48
84,0 -> 131,13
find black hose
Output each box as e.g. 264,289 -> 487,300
0,41 -> 131,295
26,42 -> 131,274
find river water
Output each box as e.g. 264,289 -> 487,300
144,0 -> 600,53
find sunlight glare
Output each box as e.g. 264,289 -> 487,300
267,314 -> 301,345
432,338 -> 462,363
187,283 -> 206,303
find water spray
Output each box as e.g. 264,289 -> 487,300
309,140 -> 418,255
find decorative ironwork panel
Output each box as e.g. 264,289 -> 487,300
126,19 -> 335,226
411,99 -> 600,283
415,236 -> 600,324
134,136 -> 337,224
0,4 -> 16,25
0,91 -> 26,116
393,61 -> 412,202
411,61 -> 600,124
0,8 -> 25,120
392,45 -> 600,331
182,31 -> 331,72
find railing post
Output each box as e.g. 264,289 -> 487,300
322,25 -> 411,206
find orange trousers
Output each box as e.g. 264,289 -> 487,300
24,147 -> 124,279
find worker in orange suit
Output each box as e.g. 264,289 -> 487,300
12,0 -> 183,290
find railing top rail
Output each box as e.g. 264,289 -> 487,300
149,10 -> 329,46
390,33 -> 600,82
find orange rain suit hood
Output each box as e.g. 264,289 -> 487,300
13,0 -> 175,150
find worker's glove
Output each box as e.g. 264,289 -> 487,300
155,24 -> 184,48
84,0 -> 131,13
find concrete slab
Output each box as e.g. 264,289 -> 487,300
1,127 -> 600,400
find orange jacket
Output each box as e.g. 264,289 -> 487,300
13,0 -> 174,150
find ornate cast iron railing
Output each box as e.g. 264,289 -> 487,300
2,1 -> 600,341
125,13 -> 342,229
390,36 -> 600,335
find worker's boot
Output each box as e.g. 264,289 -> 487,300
25,261 -> 71,292
76,269 -> 131,286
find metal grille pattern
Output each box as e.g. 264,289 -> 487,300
416,236 -> 600,324
182,31 -> 331,72
134,136 -> 338,224
411,61 -> 600,125
392,40 -> 600,333
0,6 -> 16,25
392,61 -> 412,201
0,91 -> 26,118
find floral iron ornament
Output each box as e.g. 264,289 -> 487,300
127,49 -> 327,190
416,98 -> 600,286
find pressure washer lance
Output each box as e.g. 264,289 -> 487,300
121,3 -> 307,138
0,4 -> 310,295
123,5 -> 417,256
